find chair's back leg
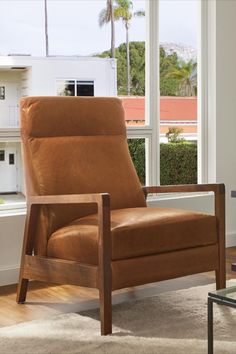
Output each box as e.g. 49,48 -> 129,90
17,278 -> 29,303
98,195 -> 112,335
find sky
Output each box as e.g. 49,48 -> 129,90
0,0 -> 198,57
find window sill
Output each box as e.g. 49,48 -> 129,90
0,202 -> 26,217
0,193 -> 26,217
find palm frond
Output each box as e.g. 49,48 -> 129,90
98,8 -> 111,27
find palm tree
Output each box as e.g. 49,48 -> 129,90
114,0 -> 144,95
167,59 -> 197,96
99,0 -> 115,58
44,0 -> 49,56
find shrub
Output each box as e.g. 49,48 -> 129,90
166,127 -> 184,143
128,138 -> 145,185
160,142 -> 197,185
128,140 -> 197,185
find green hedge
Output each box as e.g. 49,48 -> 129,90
128,139 -> 145,185
160,142 -> 197,185
128,140 -> 197,185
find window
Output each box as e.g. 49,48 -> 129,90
77,81 -> 94,96
159,0 -> 198,185
0,0 -> 209,209
56,80 -> 94,97
0,150 -> 5,161
9,153 -> 15,165
0,86 -> 5,100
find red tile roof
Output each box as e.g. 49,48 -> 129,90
121,96 -> 197,122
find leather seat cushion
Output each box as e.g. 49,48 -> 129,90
46,207 -> 217,265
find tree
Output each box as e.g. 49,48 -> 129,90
98,0 -> 115,58
160,46 -> 179,96
167,59 -> 197,96
97,43 -> 183,96
166,127 -> 184,143
114,0 -> 144,95
44,0 -> 49,56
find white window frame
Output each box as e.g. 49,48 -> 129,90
127,0 -> 159,186
127,0 -> 209,188
0,0 -> 214,212
56,79 -> 95,97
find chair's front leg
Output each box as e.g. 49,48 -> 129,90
98,195 -> 112,335
17,204 -> 38,303
99,276 -> 112,335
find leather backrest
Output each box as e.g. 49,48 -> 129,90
21,96 -> 146,255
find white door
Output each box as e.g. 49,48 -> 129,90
0,82 -> 19,127
0,144 -> 18,193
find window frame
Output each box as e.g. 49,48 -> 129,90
127,0 -> 207,187
56,78 -> 95,97
0,0 -> 212,211
126,0 -> 159,186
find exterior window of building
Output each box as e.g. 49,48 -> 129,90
0,86 -> 5,100
0,150 -> 5,161
56,80 -> 94,97
77,81 -> 94,96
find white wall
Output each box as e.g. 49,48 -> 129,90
0,56 -> 117,99
30,58 -> 116,97
0,213 -> 25,286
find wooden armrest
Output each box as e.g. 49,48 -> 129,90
28,193 -> 110,207
142,183 -> 225,196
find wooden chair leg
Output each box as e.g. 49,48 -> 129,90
99,285 -> 112,335
16,205 -> 37,304
215,269 -> 226,290
17,278 -> 29,303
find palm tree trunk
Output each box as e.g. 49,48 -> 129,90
110,0 -> 115,58
44,0 -> 49,56
126,23 -> 130,96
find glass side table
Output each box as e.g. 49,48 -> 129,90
208,286 -> 236,354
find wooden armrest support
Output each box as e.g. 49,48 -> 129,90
24,193 -> 111,274
142,183 -> 225,195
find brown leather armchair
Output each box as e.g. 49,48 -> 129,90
17,96 -> 225,335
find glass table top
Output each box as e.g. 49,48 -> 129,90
209,286 -> 236,304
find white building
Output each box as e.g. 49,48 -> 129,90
0,55 -> 117,194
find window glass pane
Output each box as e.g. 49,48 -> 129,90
0,150 -> 5,161
128,138 -> 146,185
116,1 -> 146,126
56,80 -> 75,96
0,86 -> 5,100
76,81 -> 94,96
159,0 -> 198,184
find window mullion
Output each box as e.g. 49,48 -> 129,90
146,0 -> 159,186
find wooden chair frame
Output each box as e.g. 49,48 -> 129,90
17,183 -> 225,335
